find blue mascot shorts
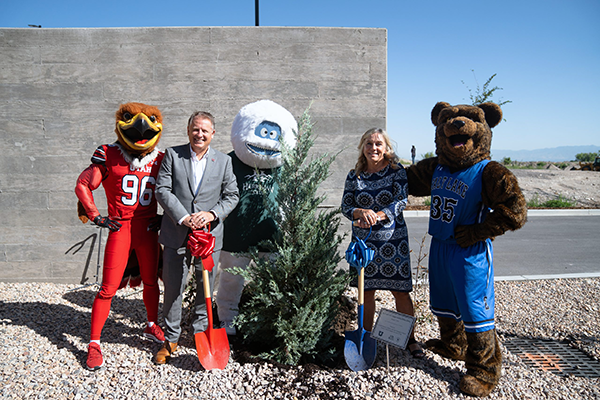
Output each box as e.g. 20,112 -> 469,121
429,237 -> 495,333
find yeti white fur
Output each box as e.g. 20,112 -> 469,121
231,100 -> 297,169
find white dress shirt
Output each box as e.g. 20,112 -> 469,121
190,144 -> 209,195
177,145 -> 210,226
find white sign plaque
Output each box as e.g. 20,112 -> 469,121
372,308 -> 416,349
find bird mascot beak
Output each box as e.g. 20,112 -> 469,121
116,109 -> 162,155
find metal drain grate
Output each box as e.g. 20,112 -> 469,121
503,337 -> 600,378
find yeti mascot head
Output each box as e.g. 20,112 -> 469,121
231,100 -> 297,169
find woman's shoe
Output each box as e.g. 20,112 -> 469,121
407,338 -> 425,359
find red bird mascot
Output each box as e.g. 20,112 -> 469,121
75,102 -> 165,371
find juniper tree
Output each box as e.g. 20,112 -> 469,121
233,109 -> 348,366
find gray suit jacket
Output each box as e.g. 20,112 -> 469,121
156,144 -> 239,250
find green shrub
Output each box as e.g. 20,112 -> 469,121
527,194 -> 575,208
502,157 -> 512,166
527,194 -> 542,208
575,151 -> 599,162
542,195 -> 576,208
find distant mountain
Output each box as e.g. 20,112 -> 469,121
491,145 -> 599,162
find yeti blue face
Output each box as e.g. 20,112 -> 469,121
246,120 -> 282,158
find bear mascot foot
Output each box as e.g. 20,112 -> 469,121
425,316 -> 467,361
459,375 -> 496,398
460,329 -> 502,397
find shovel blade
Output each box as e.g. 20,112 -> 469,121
344,329 -> 377,371
195,328 -> 230,370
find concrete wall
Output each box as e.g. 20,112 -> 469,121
0,26 -> 387,283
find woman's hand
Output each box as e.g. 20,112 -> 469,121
353,209 -> 383,228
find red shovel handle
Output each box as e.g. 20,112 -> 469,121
202,263 -> 213,329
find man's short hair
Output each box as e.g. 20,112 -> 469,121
187,111 -> 215,131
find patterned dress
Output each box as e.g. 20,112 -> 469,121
341,163 -> 412,292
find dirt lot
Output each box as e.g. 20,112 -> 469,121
510,167 -> 600,208
407,164 -> 600,209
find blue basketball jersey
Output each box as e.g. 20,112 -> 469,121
428,160 -> 490,242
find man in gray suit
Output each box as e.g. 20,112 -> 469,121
154,111 -> 239,364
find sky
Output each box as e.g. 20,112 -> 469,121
2,0 -> 599,159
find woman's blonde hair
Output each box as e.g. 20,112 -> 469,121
354,128 -> 400,176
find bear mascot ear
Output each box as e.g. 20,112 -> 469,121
478,102 -> 503,128
431,101 -> 451,126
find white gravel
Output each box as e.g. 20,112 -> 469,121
1,278 -> 599,399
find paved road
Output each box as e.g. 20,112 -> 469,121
404,211 -> 600,279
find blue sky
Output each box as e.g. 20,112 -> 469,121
2,0 -> 599,159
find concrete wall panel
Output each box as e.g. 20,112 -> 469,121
0,26 -> 386,282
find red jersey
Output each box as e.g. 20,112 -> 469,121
76,144 -> 164,221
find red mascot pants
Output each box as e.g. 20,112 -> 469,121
90,218 -> 159,340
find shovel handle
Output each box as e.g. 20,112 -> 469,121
358,267 -> 364,305
357,267 -> 365,332
199,258 -> 214,328
202,269 -> 211,301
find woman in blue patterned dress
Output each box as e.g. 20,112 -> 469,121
342,128 -> 423,358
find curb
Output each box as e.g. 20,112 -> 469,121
526,209 -> 600,216
404,209 -> 600,218
495,272 -> 600,281
413,272 -> 600,286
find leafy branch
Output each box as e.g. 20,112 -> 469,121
462,69 -> 512,106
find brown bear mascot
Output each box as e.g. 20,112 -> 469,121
407,102 -> 527,397
75,102 -> 165,371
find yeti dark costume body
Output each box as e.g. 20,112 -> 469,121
407,102 -> 527,397
216,100 -> 297,333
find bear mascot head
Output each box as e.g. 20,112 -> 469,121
431,101 -> 502,170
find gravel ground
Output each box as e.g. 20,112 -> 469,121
1,279 -> 599,399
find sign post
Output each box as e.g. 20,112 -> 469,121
372,308 -> 416,368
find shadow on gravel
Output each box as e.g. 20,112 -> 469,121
376,343 -> 464,396
230,337 -> 465,398
213,289 -> 466,397
163,351 -> 202,372
0,287 -> 168,370
0,299 -> 91,367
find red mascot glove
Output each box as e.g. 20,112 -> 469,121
187,229 -> 216,271
93,215 -> 122,232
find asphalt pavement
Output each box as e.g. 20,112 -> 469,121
404,209 -> 600,281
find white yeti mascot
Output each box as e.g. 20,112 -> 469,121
216,100 -> 297,335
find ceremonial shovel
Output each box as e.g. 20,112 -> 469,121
188,229 -> 229,370
194,257 -> 229,370
344,233 -> 377,371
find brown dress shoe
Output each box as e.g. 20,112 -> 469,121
154,341 -> 178,365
